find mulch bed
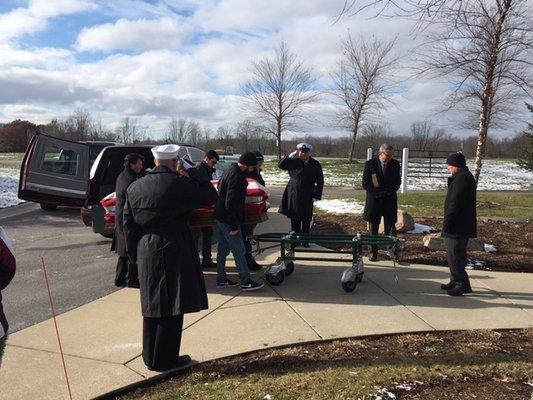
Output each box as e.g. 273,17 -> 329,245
121,329 -> 533,400
312,215 -> 532,273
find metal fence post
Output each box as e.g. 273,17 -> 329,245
401,148 -> 409,193
367,148 -> 373,160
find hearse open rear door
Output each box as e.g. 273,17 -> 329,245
18,134 -> 90,210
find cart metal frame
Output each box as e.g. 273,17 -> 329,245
254,232 -> 404,292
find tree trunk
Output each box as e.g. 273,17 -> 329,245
348,112 -> 362,163
473,0 -> 512,186
276,118 -> 282,160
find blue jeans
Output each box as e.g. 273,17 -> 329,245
216,221 -> 250,285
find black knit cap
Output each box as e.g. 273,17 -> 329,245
446,152 -> 466,168
253,150 -> 264,161
238,151 -> 258,166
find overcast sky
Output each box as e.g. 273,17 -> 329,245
0,0 -> 529,139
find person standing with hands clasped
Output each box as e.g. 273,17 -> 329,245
278,143 -> 324,243
214,152 -> 264,291
441,152 -> 477,296
123,144 -> 218,371
362,144 -> 401,261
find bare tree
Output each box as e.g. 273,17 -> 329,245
336,0 -> 533,184
167,117 -> 189,143
116,117 -> 145,144
242,41 -> 318,160
332,34 -> 398,162
187,121 -> 201,146
410,120 -> 446,151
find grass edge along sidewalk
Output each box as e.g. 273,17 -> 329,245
115,329 -> 533,400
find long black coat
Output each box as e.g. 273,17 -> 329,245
123,165 -> 218,318
279,156 -> 324,221
113,168 -> 139,257
213,164 -> 248,230
443,167 -> 477,238
189,161 -> 214,182
362,157 -> 401,223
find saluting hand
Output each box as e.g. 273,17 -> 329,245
229,230 -> 239,235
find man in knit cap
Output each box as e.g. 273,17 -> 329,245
441,152 -> 477,296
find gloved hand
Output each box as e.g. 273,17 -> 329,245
312,198 -> 319,203
289,150 -> 298,158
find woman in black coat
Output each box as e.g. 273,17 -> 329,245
278,143 -> 324,236
123,149 -> 218,371
113,153 -> 144,287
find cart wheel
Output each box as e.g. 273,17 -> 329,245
355,272 -> 364,283
266,270 -> 285,286
342,280 -> 357,293
285,261 -> 295,276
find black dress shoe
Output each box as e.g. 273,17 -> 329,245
447,283 -> 472,296
440,281 -> 455,290
369,255 -> 379,262
202,259 -> 216,269
147,355 -> 192,371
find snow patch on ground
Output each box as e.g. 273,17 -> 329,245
314,199 -> 364,215
484,243 -> 497,253
265,160 -> 533,190
407,223 -> 438,234
0,168 -> 23,208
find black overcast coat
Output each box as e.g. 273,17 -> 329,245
278,156 -> 324,221
442,167 -> 477,238
362,157 -> 401,224
114,168 -> 139,257
213,164 -> 248,231
123,165 -> 218,318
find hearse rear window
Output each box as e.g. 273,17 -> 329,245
42,144 -> 79,176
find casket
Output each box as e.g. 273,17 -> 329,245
100,178 -> 269,228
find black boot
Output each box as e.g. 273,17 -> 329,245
440,281 -> 455,290
447,282 -> 472,296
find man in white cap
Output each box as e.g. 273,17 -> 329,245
278,143 -> 324,243
123,144 -> 218,371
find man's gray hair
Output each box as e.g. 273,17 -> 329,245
380,143 -> 393,152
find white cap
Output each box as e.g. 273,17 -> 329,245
297,142 -> 312,151
151,144 -> 180,160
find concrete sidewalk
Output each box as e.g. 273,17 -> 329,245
1,212 -> 532,399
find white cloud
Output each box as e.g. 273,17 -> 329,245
0,0 -> 97,42
76,17 -> 191,52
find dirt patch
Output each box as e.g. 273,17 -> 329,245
312,214 -> 533,272
120,329 -> 533,400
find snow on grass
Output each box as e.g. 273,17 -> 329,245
314,199 -> 365,215
0,168 -> 23,208
407,223 -> 438,234
263,158 -> 533,190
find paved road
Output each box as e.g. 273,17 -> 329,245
0,185 -> 363,332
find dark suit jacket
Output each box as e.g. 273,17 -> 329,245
362,157 -> 401,223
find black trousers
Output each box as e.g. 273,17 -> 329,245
142,315 -> 184,370
369,217 -> 397,258
115,256 -> 139,287
291,219 -> 311,234
195,226 -> 213,261
0,333 -> 7,368
241,224 -> 256,255
444,236 -> 471,285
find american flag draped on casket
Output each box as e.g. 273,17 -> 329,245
100,178 -> 269,228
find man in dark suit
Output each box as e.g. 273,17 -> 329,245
441,152 -> 477,296
113,153 -> 144,287
362,143 -> 401,261
278,143 -> 324,243
188,150 -> 219,269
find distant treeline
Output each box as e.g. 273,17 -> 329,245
0,110 -> 526,160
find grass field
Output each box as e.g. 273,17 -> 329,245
319,192 -> 533,219
0,153 -> 23,170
